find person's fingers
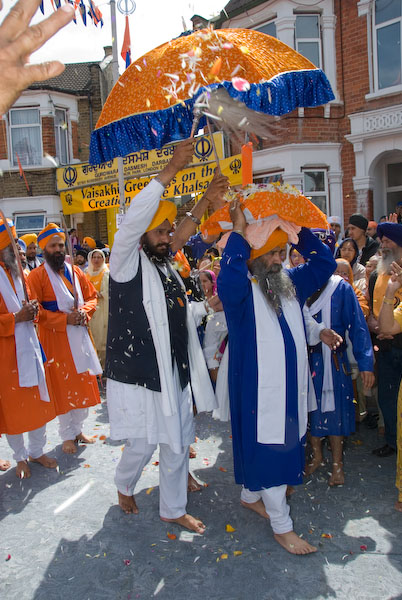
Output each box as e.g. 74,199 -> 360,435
20,60 -> 66,87
8,4 -> 74,57
0,0 -> 41,46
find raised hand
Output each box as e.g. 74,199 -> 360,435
205,171 -> 230,212
229,198 -> 246,235
0,0 -> 75,116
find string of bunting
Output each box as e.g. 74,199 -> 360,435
39,0 -> 104,27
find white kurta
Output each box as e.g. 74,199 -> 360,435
107,179 -> 215,453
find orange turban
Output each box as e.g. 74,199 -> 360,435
146,200 -> 177,232
37,223 -> 65,250
20,233 -> 37,248
250,228 -> 288,260
83,236 -> 96,249
0,217 -> 16,251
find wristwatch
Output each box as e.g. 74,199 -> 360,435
186,211 -> 201,225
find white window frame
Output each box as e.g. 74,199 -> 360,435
9,107 -> 42,168
385,159 -> 402,214
302,168 -> 329,214
295,14 -> 323,69
255,18 -> 277,38
253,171 -> 283,185
54,107 -> 70,165
14,212 -> 46,236
372,0 -> 402,92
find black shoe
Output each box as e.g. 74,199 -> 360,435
366,414 -> 379,429
372,444 -> 396,457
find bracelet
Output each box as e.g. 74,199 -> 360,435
383,297 -> 394,305
154,176 -> 166,189
233,229 -> 246,239
186,211 -> 201,225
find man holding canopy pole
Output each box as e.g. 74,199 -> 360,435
106,138 -> 229,533
0,215 -> 57,478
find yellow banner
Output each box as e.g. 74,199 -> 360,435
56,133 -> 224,191
61,155 -> 242,215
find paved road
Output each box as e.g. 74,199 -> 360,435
1,397 -> 401,600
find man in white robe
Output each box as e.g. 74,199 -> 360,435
107,139 -> 228,533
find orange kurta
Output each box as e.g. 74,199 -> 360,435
0,266 -> 56,434
27,264 -> 100,416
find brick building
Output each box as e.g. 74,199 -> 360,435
0,47 -> 114,241
208,0 -> 402,226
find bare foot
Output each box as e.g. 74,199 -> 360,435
274,531 -> 317,555
118,491 -> 139,514
189,446 -> 197,459
188,472 -> 202,492
161,513 -> 206,534
240,498 -> 269,519
75,433 -> 95,444
394,501 -> 402,512
0,459 -> 11,471
304,457 -> 324,476
62,440 -> 77,454
329,463 -> 344,486
286,486 -> 296,497
16,460 -> 31,479
29,455 -> 58,469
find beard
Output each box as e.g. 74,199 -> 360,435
1,245 -> 20,279
377,247 -> 402,275
141,233 -> 170,263
251,258 -> 296,314
44,248 -> 65,271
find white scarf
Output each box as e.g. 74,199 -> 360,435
303,275 -> 342,413
44,262 -> 102,376
0,266 -> 49,402
251,279 -> 309,444
140,249 -> 216,417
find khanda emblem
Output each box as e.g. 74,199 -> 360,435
63,166 -> 77,187
194,137 -> 212,162
65,193 -> 73,206
230,158 -> 241,174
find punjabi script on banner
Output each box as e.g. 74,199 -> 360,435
61,154 -> 243,215
56,133 -> 225,192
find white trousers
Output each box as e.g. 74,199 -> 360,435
115,437 -> 189,519
241,484 -> 293,535
6,425 -> 46,462
58,408 -> 89,441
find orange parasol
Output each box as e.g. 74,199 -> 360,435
89,28 -> 334,164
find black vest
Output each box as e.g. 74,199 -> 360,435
105,257 -> 189,390
156,264 -> 189,390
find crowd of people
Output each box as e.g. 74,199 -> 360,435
0,0 -> 402,561
2,140 -> 402,557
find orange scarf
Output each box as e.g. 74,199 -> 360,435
86,270 -> 105,292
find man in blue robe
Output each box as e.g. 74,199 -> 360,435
218,200 -> 336,554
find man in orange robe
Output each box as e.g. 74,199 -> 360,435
0,218 -> 57,478
28,224 -> 101,454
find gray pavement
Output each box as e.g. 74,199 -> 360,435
0,396 -> 402,600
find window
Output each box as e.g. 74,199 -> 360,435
386,161 -> 402,214
295,15 -> 322,68
256,20 -> 277,38
303,170 -> 328,214
254,172 -> 283,184
14,214 -> 46,235
9,108 -> 42,167
373,0 -> 402,90
55,108 -> 69,165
